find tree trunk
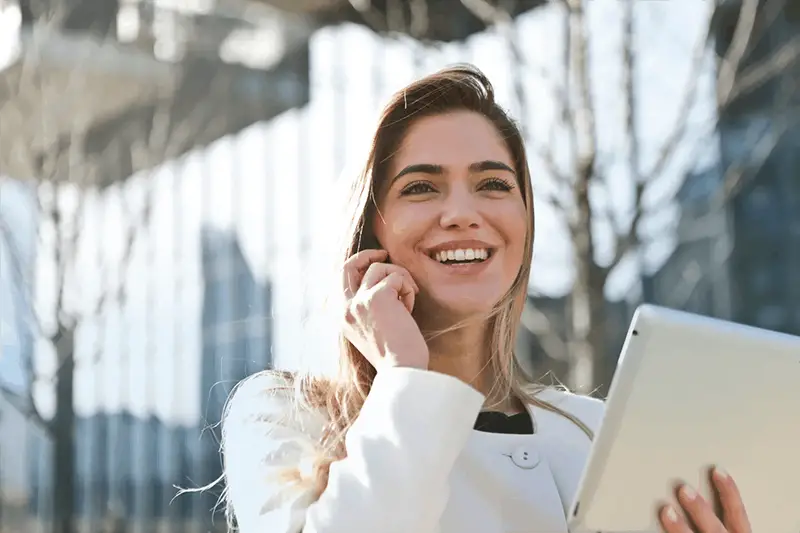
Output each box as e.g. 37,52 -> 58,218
568,162 -> 611,395
568,235 -> 610,394
565,0 -> 610,395
52,324 -> 76,533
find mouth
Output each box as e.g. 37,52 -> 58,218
428,247 -> 494,265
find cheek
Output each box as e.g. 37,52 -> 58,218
374,205 -> 429,255
497,204 -> 529,268
497,201 -> 529,245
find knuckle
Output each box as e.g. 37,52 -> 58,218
373,285 -> 398,303
353,294 -> 372,313
344,297 -> 369,322
342,305 -> 357,326
365,285 -> 388,302
389,265 -> 407,278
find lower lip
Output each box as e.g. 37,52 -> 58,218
426,253 -> 494,275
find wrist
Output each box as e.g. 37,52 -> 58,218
381,350 -> 429,371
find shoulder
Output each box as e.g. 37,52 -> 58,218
532,386 -> 606,434
223,370 -> 328,444
222,371 -> 330,531
224,370 -> 292,429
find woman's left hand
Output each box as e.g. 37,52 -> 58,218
659,468 -> 751,533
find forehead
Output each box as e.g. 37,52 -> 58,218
390,111 -> 513,172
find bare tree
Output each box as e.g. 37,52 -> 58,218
250,0 -> 800,391
456,0 -> 800,393
0,5 -> 233,532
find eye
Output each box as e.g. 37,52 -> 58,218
480,177 -> 515,192
400,180 -> 437,196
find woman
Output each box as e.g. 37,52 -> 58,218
221,65 -> 751,533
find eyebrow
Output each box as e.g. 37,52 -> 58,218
390,160 -> 515,185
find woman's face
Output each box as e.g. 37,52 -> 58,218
372,110 -> 528,317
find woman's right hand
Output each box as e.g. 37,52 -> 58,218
341,249 -> 429,371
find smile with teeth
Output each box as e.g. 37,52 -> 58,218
432,248 -> 491,264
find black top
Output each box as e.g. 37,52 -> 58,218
473,410 -> 534,435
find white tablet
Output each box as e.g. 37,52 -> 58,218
567,304 -> 800,533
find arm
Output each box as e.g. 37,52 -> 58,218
223,367 -> 485,533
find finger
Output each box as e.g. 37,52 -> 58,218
659,505 -> 692,533
373,272 -> 416,314
362,263 -> 419,293
342,249 -> 388,296
361,263 -> 392,290
713,468 -> 751,533
399,279 -> 415,313
677,484 -> 725,533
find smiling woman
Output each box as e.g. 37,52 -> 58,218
219,65 -> 751,533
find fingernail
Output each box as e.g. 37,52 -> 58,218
681,484 -> 697,501
664,505 -> 679,523
714,467 -> 729,480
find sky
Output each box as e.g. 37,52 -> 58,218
0,0 -> 720,425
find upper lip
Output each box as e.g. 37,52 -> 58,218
425,240 -> 496,254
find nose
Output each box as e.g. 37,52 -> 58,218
439,187 -> 481,229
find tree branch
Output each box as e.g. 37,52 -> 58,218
0,3 -> 232,433
607,211 -> 640,274
408,0 -> 429,38
716,0 -> 761,106
0,382 -> 48,431
606,0 -> 643,274
0,214 -> 38,334
87,76 -> 230,364
726,34 -> 800,105
459,0 -> 511,24
643,102 -> 799,236
347,0 -> 390,33
520,301 -> 570,362
0,212 -> 49,432
565,0 -> 597,182
649,0 -> 798,188
618,0 -> 797,273
459,0 -> 576,188
715,113 -> 796,204
642,0 -> 714,184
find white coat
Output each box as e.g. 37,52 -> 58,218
223,367 -> 644,533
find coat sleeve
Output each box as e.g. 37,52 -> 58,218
223,367 -> 486,533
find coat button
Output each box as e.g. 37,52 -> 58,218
510,447 -> 540,469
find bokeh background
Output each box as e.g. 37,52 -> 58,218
0,0 -> 798,532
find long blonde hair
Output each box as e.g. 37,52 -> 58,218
225,64 -> 592,507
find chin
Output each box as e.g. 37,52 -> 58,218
422,289 -> 505,320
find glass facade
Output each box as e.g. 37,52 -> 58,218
653,6 -> 800,335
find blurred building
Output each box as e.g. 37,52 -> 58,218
24,227 -> 272,529
517,296 -> 635,396
196,227 -> 273,525
2,0 -> 297,529
0,179 -> 38,529
27,413 -> 197,525
2,0 -> 312,185
648,2 -> 800,335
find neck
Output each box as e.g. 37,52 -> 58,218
422,319 -> 519,413
425,322 -> 489,388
